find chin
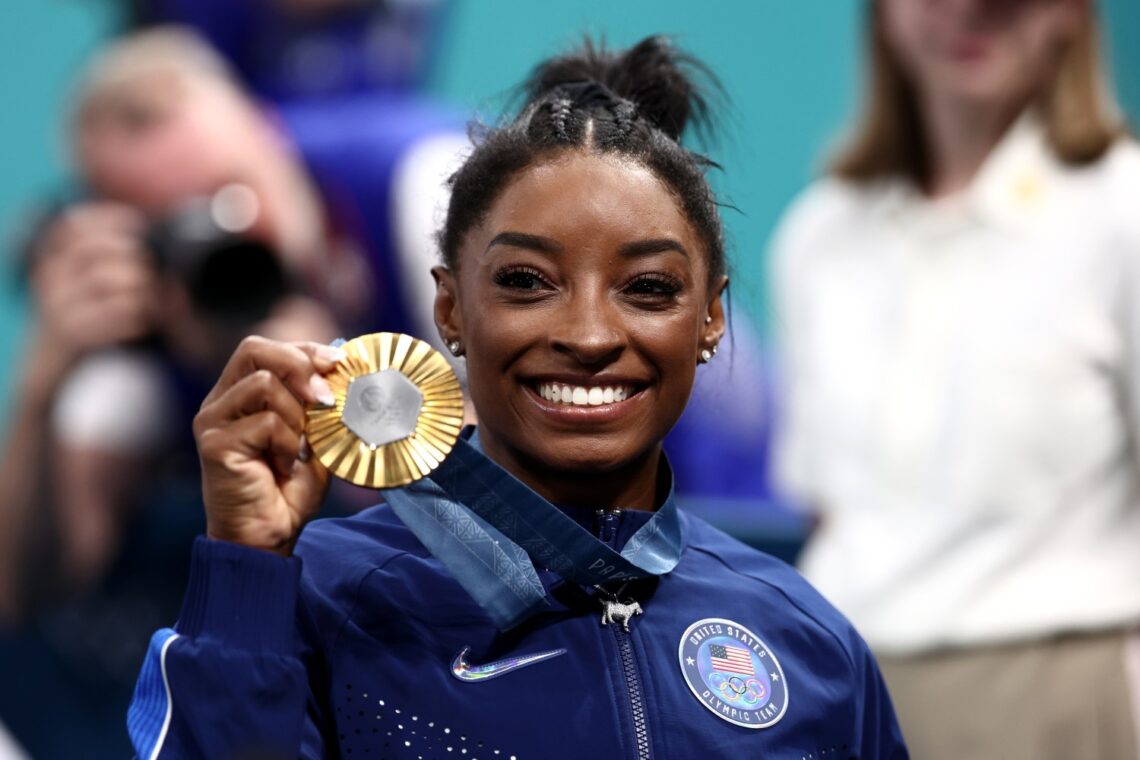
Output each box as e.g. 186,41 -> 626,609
525,435 -> 649,476
937,63 -> 1030,107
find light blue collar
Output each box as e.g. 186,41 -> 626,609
381,427 -> 683,630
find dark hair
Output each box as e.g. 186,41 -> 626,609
439,36 -> 726,286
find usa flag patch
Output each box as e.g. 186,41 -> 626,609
678,618 -> 789,729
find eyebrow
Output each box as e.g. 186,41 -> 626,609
486,232 -> 689,260
486,232 -> 564,255
618,238 -> 689,259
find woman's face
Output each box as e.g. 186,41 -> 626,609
882,0 -> 1082,108
435,151 -> 725,483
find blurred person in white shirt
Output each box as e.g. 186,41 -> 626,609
770,0 -> 1140,756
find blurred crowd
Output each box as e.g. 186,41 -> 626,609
2,0 -> 1139,757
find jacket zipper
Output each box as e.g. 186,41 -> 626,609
597,510 -> 652,760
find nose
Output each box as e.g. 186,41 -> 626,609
548,290 -> 624,366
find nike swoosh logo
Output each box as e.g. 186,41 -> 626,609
450,645 -> 567,683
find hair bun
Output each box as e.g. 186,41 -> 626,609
523,35 -> 716,142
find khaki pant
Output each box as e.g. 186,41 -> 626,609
877,629 -> 1140,760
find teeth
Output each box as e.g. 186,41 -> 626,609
535,383 -> 636,407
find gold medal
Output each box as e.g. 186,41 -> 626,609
305,333 -> 464,488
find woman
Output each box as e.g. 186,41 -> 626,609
772,1 -> 1140,757
128,37 -> 907,758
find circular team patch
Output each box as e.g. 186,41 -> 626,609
678,617 -> 789,729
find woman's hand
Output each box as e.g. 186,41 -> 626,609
193,336 -> 345,555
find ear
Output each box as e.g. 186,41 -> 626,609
432,265 -> 463,348
701,275 -> 729,349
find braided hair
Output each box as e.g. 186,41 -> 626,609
439,36 -> 726,286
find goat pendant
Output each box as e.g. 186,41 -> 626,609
600,598 -> 643,631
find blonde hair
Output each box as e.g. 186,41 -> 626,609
832,1 -> 1125,185
73,27 -> 244,122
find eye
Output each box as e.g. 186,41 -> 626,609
492,265 -> 552,292
114,95 -> 168,134
624,273 -> 683,299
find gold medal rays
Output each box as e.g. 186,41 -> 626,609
305,333 -> 464,488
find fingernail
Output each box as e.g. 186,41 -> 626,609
298,435 -> 311,463
309,374 -> 336,406
317,345 -> 347,364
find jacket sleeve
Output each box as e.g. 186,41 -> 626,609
852,643 -> 910,760
127,537 -> 325,759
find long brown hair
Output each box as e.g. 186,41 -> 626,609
832,0 -> 1125,185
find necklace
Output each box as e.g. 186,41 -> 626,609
594,582 -> 643,631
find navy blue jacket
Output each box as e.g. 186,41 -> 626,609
128,502 -> 907,759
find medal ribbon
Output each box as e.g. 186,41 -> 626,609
381,427 -> 683,630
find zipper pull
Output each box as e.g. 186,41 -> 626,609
594,508 -> 620,543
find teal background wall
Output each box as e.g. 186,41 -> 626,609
0,1 -> 119,244
0,0 -> 121,407
1,0 -> 1138,399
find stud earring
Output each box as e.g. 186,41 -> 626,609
705,316 -> 712,325
448,341 -> 462,356
699,348 -> 713,364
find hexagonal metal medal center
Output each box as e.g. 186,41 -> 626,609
342,369 -> 423,448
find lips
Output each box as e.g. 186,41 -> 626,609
947,34 -> 990,61
535,381 -> 638,407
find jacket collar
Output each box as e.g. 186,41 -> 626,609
874,109 -> 1057,238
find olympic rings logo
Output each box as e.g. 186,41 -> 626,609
708,673 -> 769,706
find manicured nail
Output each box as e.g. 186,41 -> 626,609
317,345 -> 347,364
309,374 -> 336,406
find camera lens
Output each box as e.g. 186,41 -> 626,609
147,194 -> 294,326
184,237 -> 289,324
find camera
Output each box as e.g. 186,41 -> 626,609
146,186 -> 295,327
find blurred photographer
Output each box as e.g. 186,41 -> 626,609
0,25 -> 464,755
0,30 -> 344,629
0,30 -> 355,755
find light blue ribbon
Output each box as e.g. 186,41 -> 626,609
381,428 -> 683,630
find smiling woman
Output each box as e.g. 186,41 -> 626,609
126,36 -> 908,759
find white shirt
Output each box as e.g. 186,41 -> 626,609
52,349 -> 175,454
771,116 -> 1140,653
